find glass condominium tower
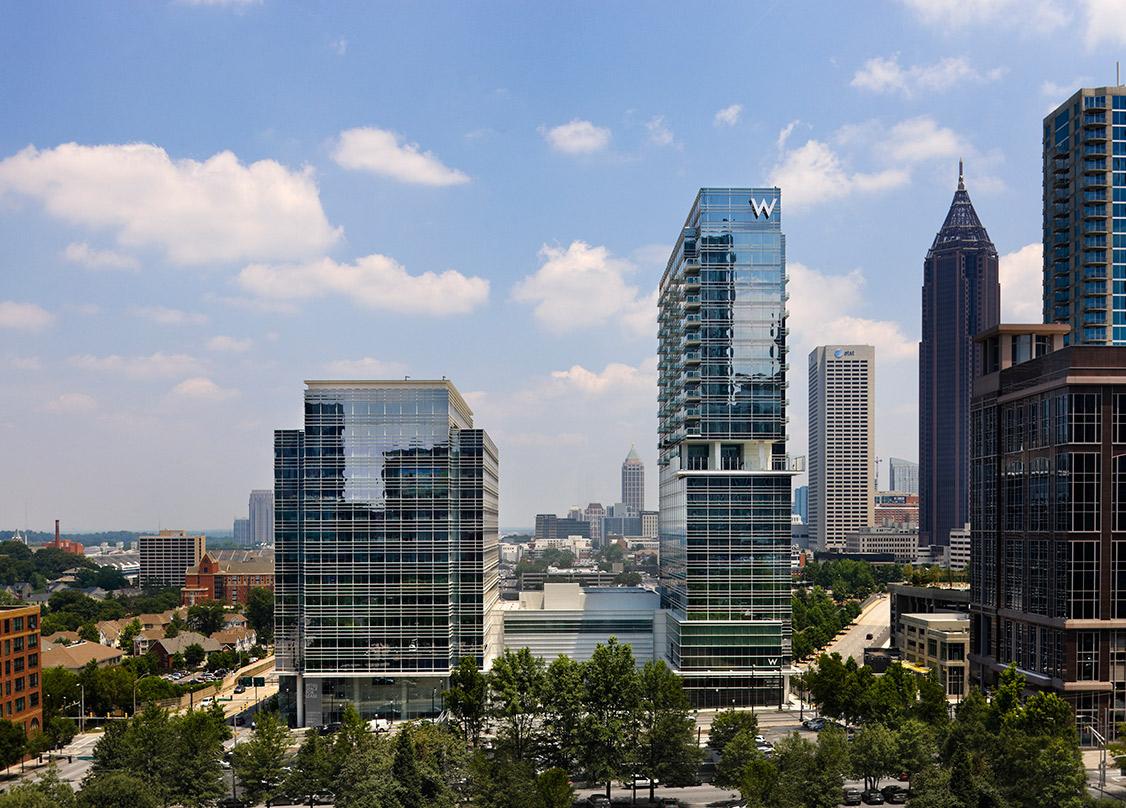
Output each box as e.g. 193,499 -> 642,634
274,380 -> 499,727
658,187 -> 794,708
1043,86 -> 1126,345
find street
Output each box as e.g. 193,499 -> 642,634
820,593 -> 890,665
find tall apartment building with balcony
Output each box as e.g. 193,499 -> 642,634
657,187 -> 795,708
1044,87 -> 1126,345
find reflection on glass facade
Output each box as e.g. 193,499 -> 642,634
275,380 -> 499,727
658,188 -> 793,708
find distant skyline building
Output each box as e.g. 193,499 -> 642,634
807,345 -> 876,553
887,457 -> 919,495
232,518 -> 251,547
274,380 -> 499,727
583,502 -> 605,546
533,513 -> 590,540
658,187 -> 794,707
138,529 -> 206,588
1042,86 -> 1126,344
249,489 -> 274,547
792,485 -> 808,523
621,445 -> 645,514
919,165 -> 1000,546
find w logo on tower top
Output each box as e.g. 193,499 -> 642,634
749,198 -> 776,218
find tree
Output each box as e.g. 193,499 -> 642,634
714,728 -> 762,790
635,659 -> 701,800
541,655 -> 584,772
187,602 -> 226,637
915,667 -> 949,726
245,586 -> 274,644
0,765 -> 75,808
737,753 -> 778,808
46,717 -> 77,749
445,656 -> 488,746
77,773 -> 159,808
167,704 -> 230,808
535,768 -> 574,808
470,751 -> 538,808
41,666 -> 79,722
117,619 -> 141,653
0,719 -> 27,769
283,730 -> 334,807
909,764 -> 965,808
707,708 -> 759,754
488,647 -> 545,762
577,637 -> 639,800
330,704 -> 372,777
850,723 -> 898,790
809,726 -> 852,808
392,726 -> 423,808
232,711 -> 288,805
861,663 -> 918,726
26,731 -> 54,760
183,643 -> 205,669
767,733 -> 820,808
896,719 -> 938,789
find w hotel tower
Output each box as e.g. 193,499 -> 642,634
657,188 -> 796,708
274,380 -> 499,727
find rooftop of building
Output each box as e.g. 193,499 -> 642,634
303,378 -> 473,420
929,162 -> 995,254
901,611 -> 971,625
42,639 -> 122,669
1043,84 -> 1126,120
186,551 -> 274,576
501,583 -> 659,612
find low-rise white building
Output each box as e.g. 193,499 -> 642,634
844,526 -> 919,563
947,524 -> 970,570
500,583 -> 659,663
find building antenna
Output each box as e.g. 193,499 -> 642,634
1118,61 -> 1121,86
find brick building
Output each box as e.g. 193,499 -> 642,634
181,551 -> 274,606
0,605 -> 42,736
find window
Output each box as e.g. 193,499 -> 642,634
720,444 -> 743,471
927,638 -> 938,657
686,445 -> 709,471
1005,461 -> 1025,532
1070,392 -> 1101,443
1078,632 -> 1100,680
1071,541 -> 1101,619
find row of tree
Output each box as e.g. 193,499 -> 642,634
793,653 -> 1101,808
444,639 -> 701,801
791,587 -> 862,661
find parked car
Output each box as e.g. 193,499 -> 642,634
620,775 -> 657,789
842,787 -> 863,806
586,796 -> 611,807
658,799 -> 680,808
234,684 -> 246,694
880,785 -> 908,804
199,697 -> 215,707
861,789 -> 885,805
802,717 -> 825,731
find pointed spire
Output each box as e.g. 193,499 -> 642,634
624,444 -> 641,464
930,161 -> 994,252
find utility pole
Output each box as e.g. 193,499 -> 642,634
79,685 -> 85,733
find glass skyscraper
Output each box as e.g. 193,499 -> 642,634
657,187 -> 794,708
274,380 -> 499,727
1043,86 -> 1126,345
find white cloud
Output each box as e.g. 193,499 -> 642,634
206,335 -> 252,352
512,241 -> 653,336
787,262 -> 916,361
0,142 -> 340,265
331,127 -> 470,187
777,120 -> 799,150
646,116 -> 676,147
1083,0 -> 1126,47
170,377 -> 239,401
851,55 -> 1005,97
0,301 -> 53,331
540,120 -> 612,155
69,352 -> 204,380
329,37 -> 348,55
548,357 -> 658,396
1000,243 -> 1043,321
133,306 -> 209,326
714,104 -> 742,127
322,357 -> 408,378
885,116 -> 966,163
63,242 -> 139,271
45,393 -> 97,414
769,140 -> 909,210
899,0 -> 1070,33
237,254 -> 489,316
1041,78 -> 1088,101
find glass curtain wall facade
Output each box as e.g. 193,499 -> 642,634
275,380 -> 499,727
1043,87 -> 1126,345
658,187 -> 794,708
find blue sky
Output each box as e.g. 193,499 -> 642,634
2,0 -> 1125,531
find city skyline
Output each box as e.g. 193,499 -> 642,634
6,4 -> 1126,530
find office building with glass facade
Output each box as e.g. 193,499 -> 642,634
622,445 -> 645,514
657,187 -> 795,708
1043,86 -> 1126,345
274,380 -> 499,727
919,166 -> 1000,547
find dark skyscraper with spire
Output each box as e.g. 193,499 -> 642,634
919,164 -> 1000,546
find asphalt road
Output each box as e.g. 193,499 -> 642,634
821,594 -> 890,665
